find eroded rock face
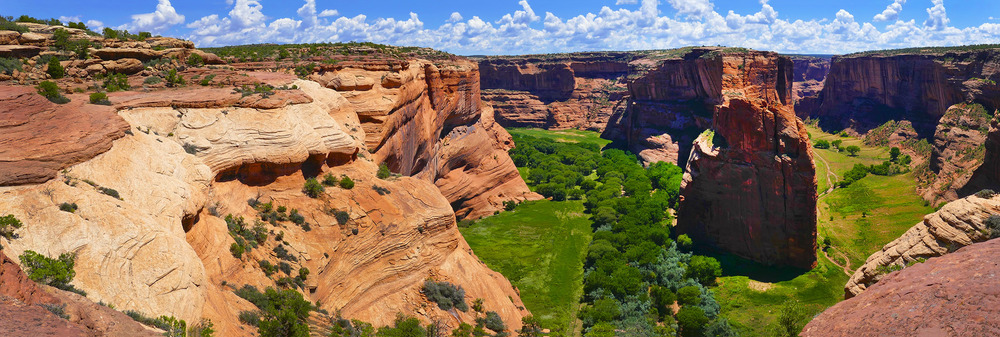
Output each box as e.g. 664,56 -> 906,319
0,86 -> 129,186
805,238 -> 1000,336
789,56 -> 830,118
845,194 -> 1000,298
478,53 -> 631,131
675,50 -> 818,269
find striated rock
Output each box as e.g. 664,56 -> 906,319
478,53 -> 630,131
675,50 -> 818,269
92,48 -> 164,61
145,37 -> 195,49
805,238 -> 1000,336
0,45 -> 43,58
845,194 -> 1000,298
789,55 -> 831,119
17,32 -> 47,46
0,86 -> 129,186
922,104 -> 995,201
101,58 -> 144,75
0,31 -> 20,45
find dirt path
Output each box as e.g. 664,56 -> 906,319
822,249 -> 853,277
814,150 -> 838,198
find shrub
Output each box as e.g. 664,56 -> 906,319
46,57 -> 65,79
274,245 -> 298,262
259,260 -> 276,276
98,187 -> 120,199
233,286 -> 314,336
372,185 -> 391,195
188,319 -> 216,337
845,145 -> 861,156
199,74 -> 216,86
776,300 -> 805,337
36,81 -> 69,104
89,92 -> 110,105
483,311 -> 505,332
297,267 -> 309,280
0,57 -> 22,75
976,189 -> 997,199
986,215 -> 1000,239
322,173 -> 339,186
377,163 -> 392,179
677,286 -> 702,306
58,202 -> 78,213
144,76 -> 163,85
0,214 -> 23,239
0,21 -> 28,33
333,210 -> 350,225
102,73 -> 130,92
18,250 -> 78,292
278,262 -> 292,275
421,279 -> 468,311
164,68 -> 185,87
686,255 -> 722,286
186,53 -> 204,67
338,175 -> 355,189
238,310 -> 260,326
676,306 -> 709,337
40,303 -> 69,320
813,140 -> 830,149
303,178 -> 324,198
889,147 -> 901,161
183,143 -> 200,155
288,209 -> 305,225
230,243 -> 245,258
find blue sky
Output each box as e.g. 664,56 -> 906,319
3,0 -> 999,55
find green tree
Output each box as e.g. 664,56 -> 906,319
676,306 -> 709,337
52,28 -> 70,51
517,316 -> 542,337
303,178 -> 324,198
775,300 -> 805,337
89,92 -> 110,105
813,140 -> 830,149
186,53 -> 205,67
18,250 -> 76,290
677,286 -> 702,306
686,256 -> 722,286
0,214 -> 23,239
46,57 -> 64,79
339,175 -> 355,189
585,322 -> 616,337
831,139 -> 843,149
845,145 -> 861,156
677,234 -> 693,251
377,163 -> 392,179
889,147 -> 901,162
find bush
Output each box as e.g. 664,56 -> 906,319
99,187 -> 120,199
677,286 -> 702,306
238,310 -> 260,326
421,279 -> 468,312
845,145 -> 861,156
278,262 -> 292,275
58,202 -> 78,213
0,21 -> 28,33
889,147 -> 901,161
297,267 -> 310,280
303,178 -> 324,198
274,245 -> 298,262
36,81 -> 69,104
338,175 -> 355,189
89,92 -> 110,105
676,306 -> 709,337
233,286 -> 313,337
186,53 -> 204,67
288,209 -> 305,225
259,260 -> 276,276
144,76 -> 163,85
46,57 -> 65,79
0,214 -> 23,239
776,300 -> 805,337
976,189 -> 997,199
813,140 -> 830,149
164,68 -> 184,87
52,28 -> 70,51
503,200 -> 517,211
230,243 -> 245,258
483,311 -> 505,332
102,73 -> 130,92
986,215 -> 1000,239
334,210 -> 350,225
687,256 -> 722,286
188,319 -> 216,337
322,173 -> 339,186
18,250 -> 77,292
0,57 -> 22,75
377,163 -> 392,179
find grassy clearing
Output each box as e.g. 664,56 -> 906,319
460,200 -> 592,335
507,128 -> 612,147
715,252 -> 849,336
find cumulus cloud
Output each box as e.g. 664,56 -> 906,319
924,0 -> 949,30
175,0 -> 998,55
874,0 -> 906,22
128,0 -> 185,33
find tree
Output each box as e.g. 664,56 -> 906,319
677,286 -> 702,306
46,57 -> 64,79
89,92 -> 110,105
0,214 -> 23,239
677,234 -> 693,251
377,163 -> 392,179
899,154 -> 912,166
889,147 -> 901,162
339,175 -> 355,189
35,81 -> 68,104
845,145 -> 861,156
186,53 -> 204,67
676,306 -> 709,337
813,140 -> 830,149
831,139 -> 843,149
517,316 -> 543,337
18,250 -> 76,290
585,322 -> 616,337
686,256 -> 722,286
52,28 -> 70,51
775,300 -> 805,337
302,178 -> 324,198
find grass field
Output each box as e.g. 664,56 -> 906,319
507,128 -> 613,147
460,200 -> 593,335
716,125 -> 935,335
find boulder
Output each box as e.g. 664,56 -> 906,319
101,58 -> 144,75
0,45 -> 42,58
17,32 -> 47,46
0,31 -> 20,45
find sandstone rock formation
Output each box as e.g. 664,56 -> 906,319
478,53 -> 630,131
845,194 -> 1000,298
789,55 -> 830,118
804,238 -> 1000,336
0,86 -> 129,186
674,49 -> 818,269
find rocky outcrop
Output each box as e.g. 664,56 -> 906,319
675,50 -> 818,269
845,194 -> 1000,298
478,53 -> 631,131
0,86 -> 129,186
804,238 -> 1000,336
789,56 -> 830,118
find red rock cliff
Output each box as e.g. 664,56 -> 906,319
478,53 -> 631,131
675,50 -> 818,269
789,56 -> 831,119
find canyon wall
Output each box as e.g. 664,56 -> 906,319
806,48 -> 1000,204
477,53 -> 631,131
788,55 -> 831,119
674,50 -> 818,269
805,237 -> 1000,336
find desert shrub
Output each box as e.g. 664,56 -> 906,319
483,311 -> 505,332
58,202 -> 78,213
333,210 -> 350,225
52,28 -> 71,51
976,189 -> 997,199
18,250 -> 82,294
421,279 -> 468,312
183,143 -> 200,155
125,310 -> 187,335
0,57 -> 22,75
297,267 -> 309,280
233,285 -> 314,336
89,92 -> 110,105
188,319 -> 216,337
0,20 -> 28,33
503,200 -> 517,211
164,68 -> 184,87
36,81 -> 69,104
144,76 -> 163,84
776,300 -> 805,337
40,303 -> 69,320
377,163 -> 391,179
813,140 -> 830,149
186,53 -> 204,67
986,215 -> 1000,239
303,178 -> 324,198
226,215 -> 267,258
98,187 -> 120,199
230,243 -> 245,259
372,185 -> 391,195
274,245 -> 298,262
278,261 -> 292,275
338,175 -> 355,189
238,310 -> 261,326
288,209 -> 305,225
322,173 -> 339,186
0,214 -> 23,239
46,57 -> 65,79
102,73 -> 130,92
259,260 -> 276,276
199,74 -> 216,86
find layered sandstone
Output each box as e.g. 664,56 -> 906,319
788,56 -> 830,118
478,53 -> 631,131
805,238 -> 1000,336
845,194 -> 1000,298
674,49 -> 818,269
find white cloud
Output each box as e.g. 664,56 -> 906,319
924,0 -> 949,30
128,0 -> 185,33
58,16 -> 82,23
176,0 -> 999,55
873,0 -> 906,22
616,0 -> 638,4
87,20 -> 105,30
